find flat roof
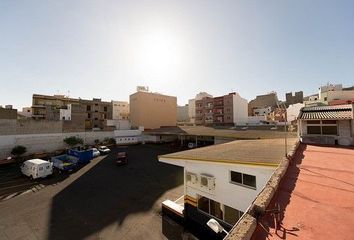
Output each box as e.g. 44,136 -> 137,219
251,144 -> 354,239
159,138 -> 298,167
145,126 -> 297,139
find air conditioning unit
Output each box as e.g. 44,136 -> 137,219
200,174 -> 215,191
186,172 -> 198,184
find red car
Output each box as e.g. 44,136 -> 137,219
116,152 -> 127,165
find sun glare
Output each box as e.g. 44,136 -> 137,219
134,30 -> 183,76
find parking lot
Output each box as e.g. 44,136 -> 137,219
0,144 -> 184,240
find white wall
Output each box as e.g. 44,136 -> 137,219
112,101 -> 129,120
160,158 -> 275,212
177,105 -> 190,122
232,94 -> 248,125
59,104 -> 71,121
0,131 -> 114,159
106,119 -> 131,130
287,103 -> 304,122
188,99 -> 196,123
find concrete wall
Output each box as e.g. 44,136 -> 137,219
287,103 -> 304,122
0,131 -> 114,159
0,108 -> 17,119
233,94 -> 248,125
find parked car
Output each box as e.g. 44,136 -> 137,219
92,148 -> 100,158
21,159 -> 53,179
116,152 -> 127,165
98,146 -> 111,154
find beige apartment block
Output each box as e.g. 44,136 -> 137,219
130,91 -> 177,129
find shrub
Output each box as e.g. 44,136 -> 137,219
63,136 -> 84,148
11,145 -> 27,157
108,138 -> 116,145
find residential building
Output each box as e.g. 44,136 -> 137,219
196,93 -> 248,126
129,91 -> 177,129
285,91 -> 303,106
248,92 -> 278,116
31,94 -> 112,130
268,107 -> 287,123
80,98 -> 112,130
32,94 -> 79,120
188,92 -> 213,124
112,101 -> 129,120
195,97 -> 214,125
298,104 -> 354,146
159,138 -> 298,239
177,104 -> 190,123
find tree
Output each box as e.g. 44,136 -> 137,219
11,145 -> 27,158
63,136 -> 83,148
94,139 -> 100,145
108,138 -> 116,145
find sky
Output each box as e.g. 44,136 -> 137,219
0,0 -> 354,109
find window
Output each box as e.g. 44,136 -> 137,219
87,105 -> 91,111
307,120 -> 337,136
224,205 -> 243,225
87,113 -> 91,119
46,166 -> 50,169
62,117 -> 65,120
39,167 -> 43,171
197,195 -> 243,226
230,171 -> 256,189
104,106 -> 107,112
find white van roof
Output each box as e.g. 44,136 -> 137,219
26,159 -> 49,165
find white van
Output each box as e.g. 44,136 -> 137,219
21,159 -> 53,179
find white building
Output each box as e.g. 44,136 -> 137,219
159,138 -> 297,238
286,103 -> 305,122
231,92 -> 248,125
298,104 -> 354,146
188,92 -> 213,124
253,106 -> 272,116
114,129 -> 142,145
112,101 -> 129,120
59,104 -> 72,121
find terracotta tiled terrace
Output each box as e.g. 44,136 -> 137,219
252,144 -> 354,240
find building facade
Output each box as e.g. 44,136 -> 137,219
0,106 -> 17,119
129,91 -> 177,129
177,105 -> 190,123
195,93 -> 248,126
159,138 -> 296,239
188,92 -> 213,124
32,94 -> 112,130
298,104 -> 354,146
248,92 -> 278,116
112,101 -> 129,120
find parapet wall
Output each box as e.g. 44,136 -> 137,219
225,140 -> 300,240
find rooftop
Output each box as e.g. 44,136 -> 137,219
159,138 -> 298,167
251,144 -> 354,239
145,126 -> 298,139
299,104 -> 353,120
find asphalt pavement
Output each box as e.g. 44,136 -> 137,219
0,144 -> 184,240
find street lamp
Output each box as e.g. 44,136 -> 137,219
207,218 -> 229,235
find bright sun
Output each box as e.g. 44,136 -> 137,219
134,30 -> 183,76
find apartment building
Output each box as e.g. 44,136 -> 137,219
129,91 -> 177,129
177,104 -> 190,123
80,98 -> 112,130
31,94 -> 112,130
195,93 -> 248,126
188,92 -> 213,124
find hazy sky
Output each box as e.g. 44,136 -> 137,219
1,0 -> 354,109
